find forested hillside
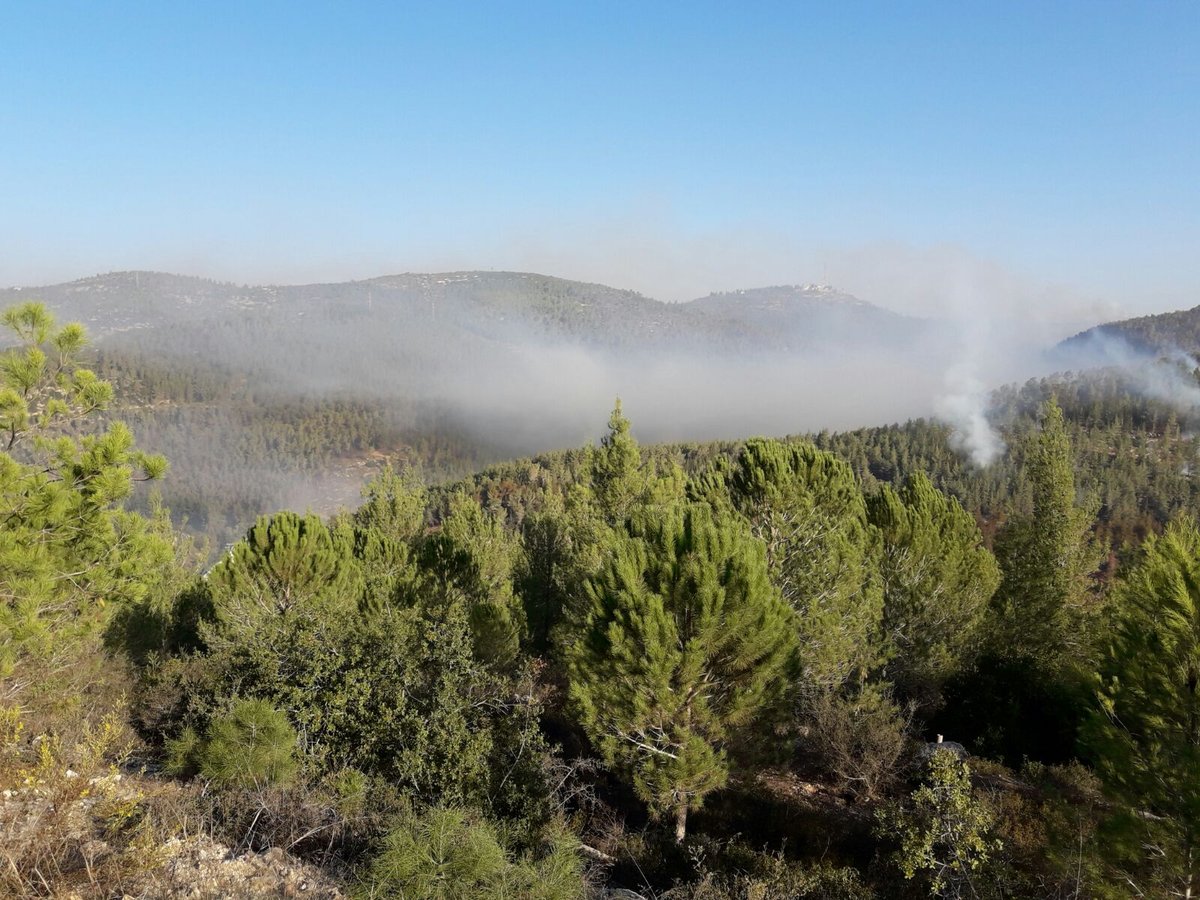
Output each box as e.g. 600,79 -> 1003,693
1,271 -> 934,549
15,269 -> 1189,556
433,365 -> 1200,561
7,301 -> 1200,897
1060,302 -> 1200,358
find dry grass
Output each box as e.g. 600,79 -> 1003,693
0,705 -> 345,898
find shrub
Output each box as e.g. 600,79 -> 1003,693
805,683 -> 912,802
878,749 -> 1001,899
178,699 -> 298,789
356,805 -> 584,900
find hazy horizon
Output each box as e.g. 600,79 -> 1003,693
0,252 -> 1143,341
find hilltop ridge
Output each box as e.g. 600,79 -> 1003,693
1,269 -> 917,353
1058,303 -> 1200,360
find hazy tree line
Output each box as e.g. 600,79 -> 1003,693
5,302 -> 1200,897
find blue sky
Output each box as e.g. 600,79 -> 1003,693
1,1 -> 1196,317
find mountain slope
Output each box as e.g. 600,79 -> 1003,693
1058,304 -> 1200,360
0,270 -> 930,548
1,270 -> 920,357
689,283 -> 924,350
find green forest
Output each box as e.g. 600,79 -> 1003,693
6,300 -> 1200,899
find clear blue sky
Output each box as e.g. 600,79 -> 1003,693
2,1 -> 1196,315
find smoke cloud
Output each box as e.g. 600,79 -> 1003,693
935,362 -> 1005,466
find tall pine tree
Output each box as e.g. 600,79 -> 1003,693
566,501 -> 796,842
943,399 -> 1104,763
991,399 -> 1103,668
868,472 -> 1001,711
695,438 -> 883,691
1087,517 -> 1200,896
0,302 -> 172,721
590,399 -> 645,526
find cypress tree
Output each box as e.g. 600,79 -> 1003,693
566,501 -> 796,842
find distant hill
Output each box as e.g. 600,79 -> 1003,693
1057,304 -> 1200,362
689,283 -> 924,351
0,270 -> 931,548
0,270 -> 919,357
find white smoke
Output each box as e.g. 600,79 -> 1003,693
1060,330 -> 1200,412
935,361 -> 1005,466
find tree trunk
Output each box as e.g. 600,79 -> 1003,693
674,801 -> 688,844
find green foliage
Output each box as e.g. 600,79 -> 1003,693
700,438 -> 883,691
0,302 -> 112,446
567,500 -> 797,841
591,398 -> 647,525
868,472 -> 1000,710
360,805 -> 505,899
356,805 -> 584,900
206,510 -> 363,635
0,302 -> 172,722
991,399 -> 1104,669
1086,516 -> 1200,893
880,749 -> 1000,899
194,698 -> 298,788
353,465 -> 426,613
104,498 -> 213,666
942,400 -> 1105,765
355,464 -> 427,543
146,589 -> 560,834
164,725 -> 203,778
417,491 -> 524,667
183,604 -> 497,802
518,487 -> 602,654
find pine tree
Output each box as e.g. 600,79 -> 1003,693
359,805 -> 584,900
0,302 -> 172,719
194,698 -> 299,788
590,399 -> 646,525
943,401 -> 1104,764
697,438 -> 883,690
207,510 -> 362,638
566,501 -> 796,842
868,472 -> 1000,710
518,485 -> 611,655
414,491 -> 526,668
353,464 -> 426,613
1086,517 -> 1200,895
991,399 -> 1104,668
